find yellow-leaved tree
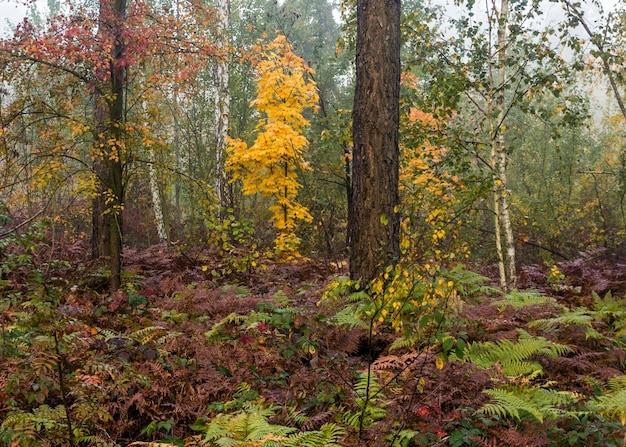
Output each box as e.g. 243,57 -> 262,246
227,35 -> 318,253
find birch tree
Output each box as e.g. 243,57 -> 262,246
403,0 -> 579,290
215,0 -> 231,211
489,0 -> 516,290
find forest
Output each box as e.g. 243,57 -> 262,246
0,0 -> 626,445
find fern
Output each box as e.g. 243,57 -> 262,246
221,283 -> 252,298
530,308 -> 604,339
195,402 -> 344,447
204,312 -> 247,341
340,372 -> 387,429
590,375 -> 626,425
283,423 -> 346,447
592,290 -> 623,314
455,329 -> 571,378
246,310 -> 274,327
129,325 -> 169,345
593,291 -> 626,336
97,328 -> 119,341
330,304 -> 369,329
442,264 -> 498,296
388,333 -> 420,351
479,385 -> 580,423
492,289 -> 556,311
1,405 -> 72,444
201,403 -> 295,446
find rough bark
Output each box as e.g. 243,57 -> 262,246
91,0 -> 126,291
349,0 -> 401,282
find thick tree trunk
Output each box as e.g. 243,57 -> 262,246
91,0 -> 126,292
349,0 -> 401,282
214,0 -> 231,212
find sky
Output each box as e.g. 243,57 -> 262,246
0,0 -> 620,28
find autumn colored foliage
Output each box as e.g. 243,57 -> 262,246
1,0 -> 626,445
227,35 -> 318,254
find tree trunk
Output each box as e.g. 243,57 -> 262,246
214,0 -> 231,212
349,0 -> 401,282
149,150 -> 168,243
91,0 -> 126,292
490,0 -> 516,291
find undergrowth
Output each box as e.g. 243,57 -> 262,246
1,224 -> 626,446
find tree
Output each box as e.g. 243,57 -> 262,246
91,0 -> 127,291
349,0 -> 401,282
226,35 -> 318,253
401,0 -> 583,290
214,0 -> 231,211
0,0 -> 215,290
489,0 -> 516,291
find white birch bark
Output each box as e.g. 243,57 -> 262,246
149,150 -> 168,243
214,0 -> 231,209
488,0 -> 517,291
495,0 -> 516,290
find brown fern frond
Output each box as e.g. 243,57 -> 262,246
494,426 -> 550,447
300,409 -> 338,431
467,435 -> 499,447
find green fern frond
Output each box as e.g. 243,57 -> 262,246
129,326 -> 168,345
353,372 -> 383,399
591,376 -> 626,425
493,289 -> 556,311
530,308 -> 593,330
331,305 -> 369,329
221,283 -> 251,298
530,308 -> 605,339
593,291 -> 626,336
516,329 -> 572,357
479,385 -> 579,423
287,408 -> 309,427
457,330 -> 570,379
272,290 -> 292,306
1,405 -> 70,440
388,334 -> 420,351
246,311 -> 274,327
98,328 -> 118,341
342,372 -> 387,429
592,290 -> 623,314
284,423 -> 346,447
204,313 -> 247,341
442,264 -> 498,296
199,403 -> 295,447
347,290 -> 370,303
607,375 -> 626,391
499,360 -> 544,378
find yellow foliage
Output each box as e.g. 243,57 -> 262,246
227,35 -> 318,253
399,73 -> 469,264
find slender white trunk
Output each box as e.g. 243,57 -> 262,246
173,91 -> 181,216
491,138 -> 507,290
497,134 -> 516,289
149,150 -> 167,243
214,0 -> 231,209
488,0 -> 516,291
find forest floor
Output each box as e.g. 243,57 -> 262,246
2,240 -> 626,446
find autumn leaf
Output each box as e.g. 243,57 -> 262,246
227,35 -> 318,253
